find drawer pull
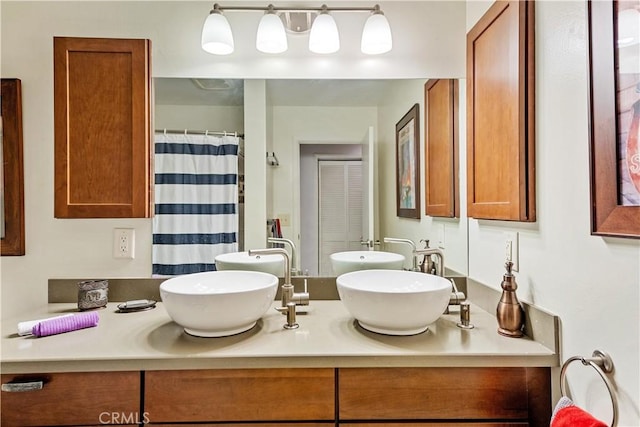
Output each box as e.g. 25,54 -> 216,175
1,381 -> 44,392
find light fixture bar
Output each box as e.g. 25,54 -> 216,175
202,3 -> 392,55
212,3 -> 380,13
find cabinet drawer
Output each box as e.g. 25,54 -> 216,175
1,371 -> 140,426
145,368 -> 335,423
340,424 -> 529,426
339,367 -> 530,420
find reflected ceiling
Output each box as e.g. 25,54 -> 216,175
154,78 -> 397,107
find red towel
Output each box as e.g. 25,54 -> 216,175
551,397 -> 607,427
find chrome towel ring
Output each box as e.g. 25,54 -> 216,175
559,349 -> 617,427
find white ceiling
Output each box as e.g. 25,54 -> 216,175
154,77 -> 402,107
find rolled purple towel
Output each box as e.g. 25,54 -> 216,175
31,311 -> 99,337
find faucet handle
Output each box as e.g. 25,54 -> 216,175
420,239 -> 430,249
275,302 -> 299,329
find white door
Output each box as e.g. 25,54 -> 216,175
361,126 -> 376,248
318,160 -> 363,276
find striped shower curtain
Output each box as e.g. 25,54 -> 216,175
152,132 -> 239,276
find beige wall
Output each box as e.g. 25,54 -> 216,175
462,1 -> 640,424
1,1 -> 638,424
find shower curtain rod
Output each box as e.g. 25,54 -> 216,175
155,128 -> 244,138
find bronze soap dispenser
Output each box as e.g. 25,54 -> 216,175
496,261 -> 524,337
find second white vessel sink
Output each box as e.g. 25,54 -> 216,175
337,269 -> 451,336
330,250 -> 405,276
215,251 -> 285,276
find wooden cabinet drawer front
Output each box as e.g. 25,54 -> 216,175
145,368 -> 335,423
339,367 -> 529,420
1,371 -> 140,426
153,424 -> 334,427
340,424 -> 529,427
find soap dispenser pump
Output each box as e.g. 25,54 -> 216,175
496,261 -> 524,338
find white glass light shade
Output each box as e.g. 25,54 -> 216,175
361,12 -> 392,55
309,13 -> 340,54
201,12 -> 234,55
256,12 -> 288,53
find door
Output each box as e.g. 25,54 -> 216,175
361,126 -> 376,247
318,160 -> 363,276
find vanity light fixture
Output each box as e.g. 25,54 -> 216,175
361,4 -> 393,55
201,3 -> 234,55
308,5 -> 340,54
256,5 -> 288,54
201,3 -> 392,55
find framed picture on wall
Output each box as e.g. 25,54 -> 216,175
396,103 -> 421,219
1,78 -> 25,256
588,0 -> 640,238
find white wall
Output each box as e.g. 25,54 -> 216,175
0,0 -> 466,317
463,1 -> 640,425
378,80 -> 469,274
3,1 -> 638,423
270,106 -> 378,257
154,105 -> 244,133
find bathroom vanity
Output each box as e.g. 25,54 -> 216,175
1,298 -> 557,426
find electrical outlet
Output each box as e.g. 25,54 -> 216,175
113,228 -> 135,259
437,224 -> 445,249
504,231 -> 519,271
278,214 -> 291,227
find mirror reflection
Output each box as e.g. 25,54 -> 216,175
154,78 -> 468,277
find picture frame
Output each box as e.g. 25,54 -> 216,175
1,78 -> 25,255
588,0 -> 640,238
396,103 -> 421,219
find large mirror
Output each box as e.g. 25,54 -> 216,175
154,77 -> 468,277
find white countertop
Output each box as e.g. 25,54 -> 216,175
1,301 -> 557,374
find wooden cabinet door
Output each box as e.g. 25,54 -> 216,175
1,371 -> 141,426
425,79 -> 459,218
466,1 -> 535,221
145,368 -> 335,423
338,367 -> 550,426
54,37 -> 152,218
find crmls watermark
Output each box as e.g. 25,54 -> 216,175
99,412 -> 150,424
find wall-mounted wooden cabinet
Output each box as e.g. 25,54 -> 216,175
466,1 -> 535,221
54,37 -> 152,218
424,79 -> 459,218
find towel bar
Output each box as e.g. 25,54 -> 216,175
560,349 -> 617,426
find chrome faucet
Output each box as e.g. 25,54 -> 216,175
267,237 -> 298,276
359,238 -> 380,250
383,237 -> 419,271
248,247 -> 309,329
414,247 -> 465,312
414,247 -> 445,277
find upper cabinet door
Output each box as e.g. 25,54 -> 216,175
466,1 -> 535,221
54,37 -> 152,218
425,79 -> 459,218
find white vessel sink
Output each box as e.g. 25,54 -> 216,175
215,251 -> 285,277
159,271 -> 278,337
337,269 -> 451,336
330,250 -> 405,276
